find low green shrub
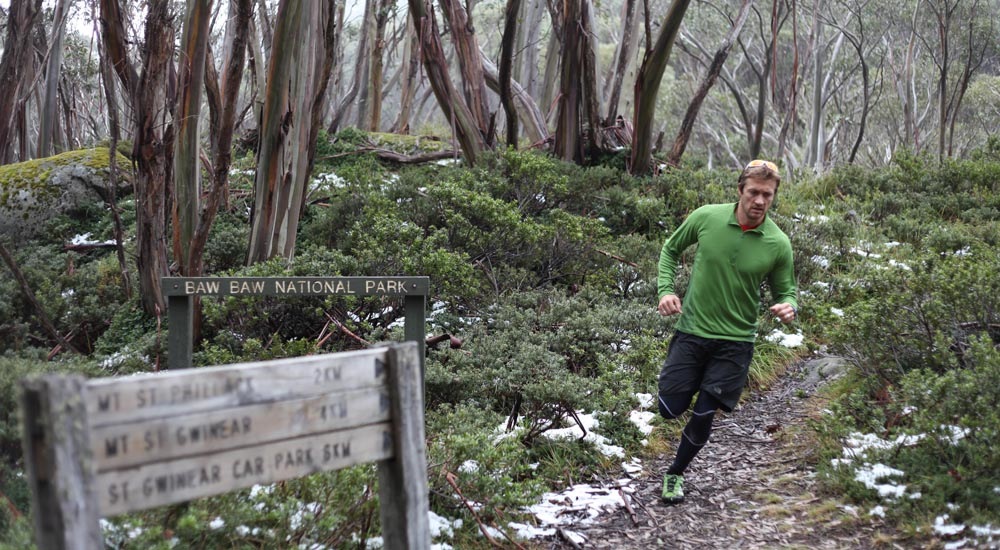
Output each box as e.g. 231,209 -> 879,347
656,166 -> 732,217
201,210 -> 250,274
0,242 -> 129,355
91,299 -> 160,375
481,148 -> 571,216
427,289 -> 664,445
887,337 -> 1000,525
104,465 -> 381,549
426,403 -> 544,518
197,255 -> 351,359
805,149 -> 1000,541
830,244 -> 1000,383
816,339 -> 999,531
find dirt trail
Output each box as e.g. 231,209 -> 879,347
541,356 -> 903,549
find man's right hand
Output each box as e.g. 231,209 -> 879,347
658,294 -> 683,316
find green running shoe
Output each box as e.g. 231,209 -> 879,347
661,473 -> 684,504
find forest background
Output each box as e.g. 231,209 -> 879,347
0,0 -> 998,547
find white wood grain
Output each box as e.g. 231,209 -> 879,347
20,376 -> 101,550
378,342 -> 431,549
86,348 -> 389,426
96,422 -> 393,516
91,386 -> 390,471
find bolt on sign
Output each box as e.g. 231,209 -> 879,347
162,276 -> 429,371
20,343 -> 429,550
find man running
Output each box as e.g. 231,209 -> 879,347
656,159 -> 798,504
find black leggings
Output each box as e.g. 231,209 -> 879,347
659,390 -> 724,475
659,389 -> 724,422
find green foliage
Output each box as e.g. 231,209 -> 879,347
830,245 -> 999,381
480,148 -> 571,215
198,334 -> 319,366
816,340 -> 1000,529
829,151 -> 1000,227
92,299 -> 160,374
747,339 -> 798,390
800,150 -> 1000,540
426,404 -> 544,515
9,135 -> 1000,545
197,255 -> 341,360
344,207 -> 483,305
103,466 -> 382,548
426,289 -> 664,445
0,240 -> 130,356
0,356 -> 102,541
970,134 -> 1000,162
0,515 -> 33,550
657,167 -> 733,218
202,210 -> 250,273
886,338 -> 1000,525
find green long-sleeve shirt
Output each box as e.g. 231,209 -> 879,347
658,203 -> 798,342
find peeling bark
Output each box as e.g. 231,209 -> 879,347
667,0 -> 752,166
631,0 -> 692,174
499,0 -> 522,146
0,0 -> 43,163
407,0 -> 487,164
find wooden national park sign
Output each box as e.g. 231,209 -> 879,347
162,276 -> 430,297
162,276 -> 429,371
20,343 -> 430,550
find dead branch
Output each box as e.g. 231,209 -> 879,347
324,312 -> 372,347
567,408 -> 589,440
557,528 -> 584,549
0,489 -> 22,520
64,241 -> 118,252
506,394 -> 522,432
444,471 -> 503,547
317,147 -> 460,165
596,248 -> 639,268
426,333 -> 463,349
0,240 -> 82,355
46,329 -> 77,360
618,485 -> 638,525
316,319 -> 335,348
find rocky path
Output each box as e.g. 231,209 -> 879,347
541,356 -> 904,549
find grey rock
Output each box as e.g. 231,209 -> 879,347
0,148 -> 131,240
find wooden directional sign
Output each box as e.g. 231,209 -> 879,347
97,422 -> 394,516
20,343 -> 429,550
90,386 -> 392,471
86,348 -> 389,425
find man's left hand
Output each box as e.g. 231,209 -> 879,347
770,302 -> 796,324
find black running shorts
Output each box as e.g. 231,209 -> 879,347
657,330 -> 755,412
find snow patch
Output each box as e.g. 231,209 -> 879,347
765,329 -> 805,348
526,483 -> 633,528
811,255 -> 831,268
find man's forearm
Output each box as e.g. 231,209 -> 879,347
658,247 -> 679,299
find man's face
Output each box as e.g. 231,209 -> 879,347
737,177 -> 778,226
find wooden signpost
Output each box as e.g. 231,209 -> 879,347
162,276 -> 429,371
20,343 -> 429,550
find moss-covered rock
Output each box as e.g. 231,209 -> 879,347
0,147 -> 131,240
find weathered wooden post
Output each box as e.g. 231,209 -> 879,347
378,343 -> 430,548
20,342 -> 429,550
167,292 -> 193,370
20,376 -> 101,548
